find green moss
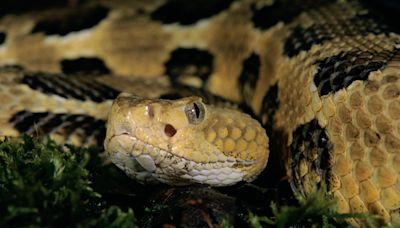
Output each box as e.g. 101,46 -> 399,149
0,136 -> 386,227
0,136 -> 136,227
248,185 -> 378,228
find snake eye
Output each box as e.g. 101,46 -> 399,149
185,101 -> 205,124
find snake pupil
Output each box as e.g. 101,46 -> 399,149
193,102 -> 200,118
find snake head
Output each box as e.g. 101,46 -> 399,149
104,92 -> 269,186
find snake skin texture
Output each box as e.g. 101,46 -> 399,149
1,0 -> 400,225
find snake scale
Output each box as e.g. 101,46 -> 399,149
1,0 -> 400,225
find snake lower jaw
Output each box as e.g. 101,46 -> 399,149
105,132 -> 248,186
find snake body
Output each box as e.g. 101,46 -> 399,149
1,0 -> 400,225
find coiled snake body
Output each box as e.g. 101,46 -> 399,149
0,0 -> 400,225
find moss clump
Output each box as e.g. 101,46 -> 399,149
0,136 -> 136,227
248,185 -> 378,228
0,135 -> 382,227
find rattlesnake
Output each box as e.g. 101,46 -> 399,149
0,0 -> 400,225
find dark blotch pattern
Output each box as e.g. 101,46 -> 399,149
0,0 -> 70,18
284,26 -> 332,58
159,92 -> 183,101
61,57 -> 111,75
151,0 -> 233,25
314,49 -> 399,96
0,65 -> 25,75
160,84 -> 237,108
165,48 -> 213,87
0,32 -> 6,45
22,73 -> 120,102
239,53 -> 261,105
289,119 -> 332,196
251,0 -> 329,30
31,5 -> 109,35
9,111 -> 106,147
284,13 -> 390,57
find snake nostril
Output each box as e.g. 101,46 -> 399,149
164,124 -> 177,137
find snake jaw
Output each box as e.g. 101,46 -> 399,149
105,132 -> 246,186
105,93 -> 269,186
